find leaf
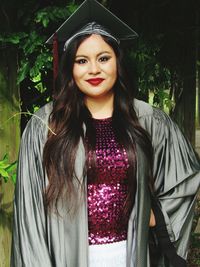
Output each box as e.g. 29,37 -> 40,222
11,174 -> 17,184
0,169 -> 9,178
0,162 -> 10,169
30,65 -> 40,79
46,96 -> 50,102
42,17 -> 49,28
5,161 -> 17,172
0,154 -> 17,184
0,32 -> 28,45
2,154 -> 8,161
0,154 -> 10,168
17,62 -> 30,84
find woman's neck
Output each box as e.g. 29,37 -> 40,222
85,92 -> 114,119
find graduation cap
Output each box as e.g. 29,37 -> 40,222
46,0 -> 138,83
46,0 -> 138,44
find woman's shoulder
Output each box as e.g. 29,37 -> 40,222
22,102 -> 53,142
26,102 -> 52,126
133,98 -> 153,118
134,98 -> 168,122
134,98 -> 176,144
34,101 -> 53,121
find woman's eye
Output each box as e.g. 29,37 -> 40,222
75,58 -> 87,64
99,56 -> 110,62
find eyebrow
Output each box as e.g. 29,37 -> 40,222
75,51 -> 112,59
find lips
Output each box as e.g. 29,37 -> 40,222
86,78 -> 105,86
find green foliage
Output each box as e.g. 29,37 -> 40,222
16,30 -> 50,85
131,36 -> 173,111
0,2 -> 78,93
0,154 -> 17,184
0,32 -> 28,44
35,4 -> 78,27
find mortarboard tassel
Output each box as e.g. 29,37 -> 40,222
53,33 -> 59,91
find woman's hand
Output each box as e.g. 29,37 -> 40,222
149,209 -> 156,227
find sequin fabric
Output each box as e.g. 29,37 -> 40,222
87,117 -> 130,245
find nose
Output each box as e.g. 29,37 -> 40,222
88,61 -> 101,75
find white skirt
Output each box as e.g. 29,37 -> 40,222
89,240 -> 127,267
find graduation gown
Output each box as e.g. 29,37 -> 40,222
11,99 -> 200,267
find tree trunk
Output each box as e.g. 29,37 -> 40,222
0,47 -> 20,267
172,12 -> 196,146
197,18 -> 200,129
198,68 -> 200,128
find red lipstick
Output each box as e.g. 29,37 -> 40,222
86,78 -> 104,86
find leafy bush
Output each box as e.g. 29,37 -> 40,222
0,154 -> 17,184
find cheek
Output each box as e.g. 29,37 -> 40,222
73,66 -> 83,84
73,65 -> 86,78
108,62 -> 117,82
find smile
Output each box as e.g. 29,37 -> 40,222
86,78 -> 105,86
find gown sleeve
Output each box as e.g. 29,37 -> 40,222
139,107 -> 200,260
11,114 -> 52,267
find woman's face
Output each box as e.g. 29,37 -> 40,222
73,34 -> 117,101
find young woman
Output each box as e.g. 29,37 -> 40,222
11,1 -> 200,267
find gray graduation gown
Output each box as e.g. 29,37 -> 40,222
11,99 -> 200,267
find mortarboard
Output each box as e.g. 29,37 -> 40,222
46,0 -> 138,45
46,0 -> 138,83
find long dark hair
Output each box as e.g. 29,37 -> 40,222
43,34 -> 153,213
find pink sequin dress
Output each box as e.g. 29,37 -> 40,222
86,117 -> 130,267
